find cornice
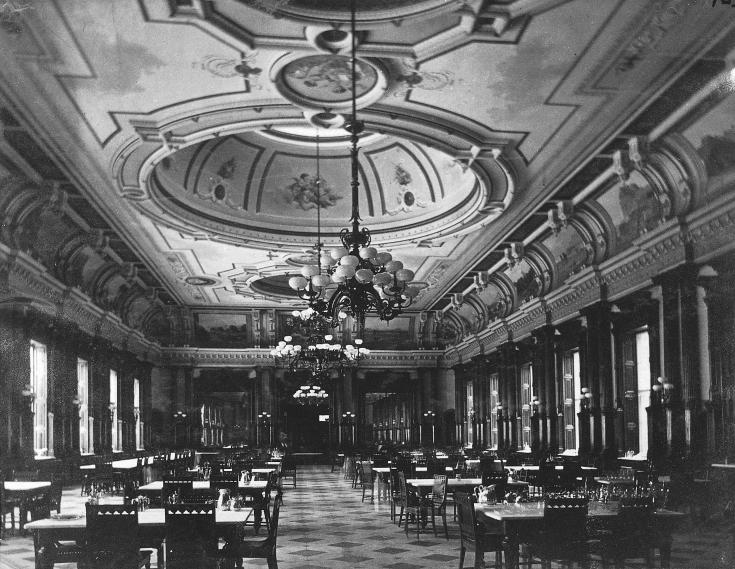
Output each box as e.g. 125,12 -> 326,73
0,244 -> 161,362
159,347 -> 444,369
441,192 -> 735,365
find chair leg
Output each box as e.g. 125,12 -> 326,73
267,553 -> 278,569
397,506 -> 404,527
459,544 -> 466,569
441,507 -> 448,539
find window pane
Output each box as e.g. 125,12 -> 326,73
78,359 -> 89,454
636,331 -> 651,456
30,341 -> 48,457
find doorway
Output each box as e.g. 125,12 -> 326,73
284,402 -> 331,453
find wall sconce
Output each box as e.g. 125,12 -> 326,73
21,383 -> 35,410
172,410 -> 188,422
580,387 -> 592,409
652,376 -> 674,404
531,396 -> 541,411
342,411 -> 355,424
71,395 -> 81,407
108,402 -> 117,421
258,411 -> 271,425
423,410 -> 435,423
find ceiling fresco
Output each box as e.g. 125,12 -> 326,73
0,0 -> 730,330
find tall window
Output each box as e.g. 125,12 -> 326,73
110,370 -> 121,452
520,363 -> 533,449
134,378 -> 144,450
635,331 -> 651,455
621,330 -> 652,455
77,359 -> 91,454
30,340 -> 50,457
466,382 -> 474,447
489,373 -> 499,449
562,349 -> 581,451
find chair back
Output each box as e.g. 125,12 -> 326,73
455,491 -> 478,542
431,474 -> 447,508
85,504 -> 142,569
617,495 -> 653,538
360,460 -> 373,483
165,503 -> 217,569
162,478 -> 193,504
543,495 -> 588,540
13,469 -> 40,481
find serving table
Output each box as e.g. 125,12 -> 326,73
25,508 -> 253,569
475,502 -> 685,569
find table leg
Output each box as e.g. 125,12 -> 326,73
659,533 -> 673,569
32,530 -> 55,569
502,530 -> 520,569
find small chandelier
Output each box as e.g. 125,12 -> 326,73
287,0 -> 419,328
271,307 -> 369,376
293,381 -> 329,406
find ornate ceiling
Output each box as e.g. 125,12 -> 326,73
0,0 -> 731,325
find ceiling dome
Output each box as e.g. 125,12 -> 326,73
148,128 -> 490,249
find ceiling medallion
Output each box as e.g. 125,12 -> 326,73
272,52 -> 387,112
287,0 -> 419,329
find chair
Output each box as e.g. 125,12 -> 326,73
161,478 -> 194,504
280,455 -> 296,488
242,471 -> 279,534
84,504 -> 151,569
397,471 -> 426,538
426,474 -> 449,538
527,495 -> 591,569
360,460 -> 375,503
600,496 -> 654,568
388,468 -> 401,522
220,495 -> 282,569
49,473 -> 63,513
455,491 -> 503,569
12,469 -> 40,481
165,503 -> 219,569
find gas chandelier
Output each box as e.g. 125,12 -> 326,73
287,0 -> 419,328
271,307 -> 369,376
292,380 -> 328,406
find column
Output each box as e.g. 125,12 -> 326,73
657,265 -> 702,463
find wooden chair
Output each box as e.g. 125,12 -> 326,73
220,495 -> 283,569
280,455 -> 296,488
360,460 -> 375,503
600,495 -> 654,568
455,491 -> 503,569
527,495 -> 591,569
12,469 -> 40,481
426,474 -> 449,538
165,503 -> 219,569
388,468 -> 401,522
84,504 -> 151,569
161,477 -> 194,505
398,471 -> 426,538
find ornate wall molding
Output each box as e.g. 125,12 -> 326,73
160,347 -> 443,369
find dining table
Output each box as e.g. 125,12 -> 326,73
3,481 -> 53,532
475,501 -> 685,569
24,507 -> 253,569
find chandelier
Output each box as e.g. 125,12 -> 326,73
271,307 -> 369,376
292,373 -> 329,406
287,0 -> 419,328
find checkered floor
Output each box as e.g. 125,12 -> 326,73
2,465 -> 733,568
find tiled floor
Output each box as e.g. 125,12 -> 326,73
2,465 -> 734,568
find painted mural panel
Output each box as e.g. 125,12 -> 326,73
539,224 -> 589,286
594,170 -> 663,252
194,312 -> 251,348
504,258 -> 540,305
682,92 -> 735,196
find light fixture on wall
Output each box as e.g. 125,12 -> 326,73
651,376 -> 674,404
287,0 -> 419,328
21,383 -> 35,411
172,410 -> 188,422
